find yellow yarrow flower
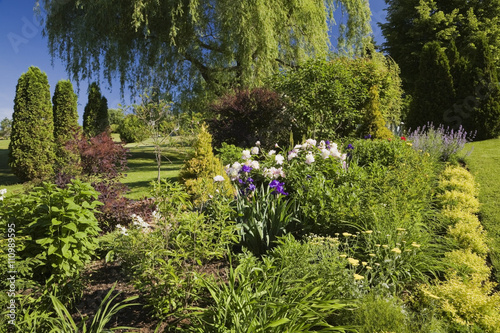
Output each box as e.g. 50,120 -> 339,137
347,258 -> 360,266
353,274 -> 364,281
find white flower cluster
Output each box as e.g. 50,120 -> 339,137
131,214 -> 151,232
116,224 -> 129,236
0,188 -> 6,201
224,160 -> 260,181
288,140 -> 346,163
263,166 -> 286,179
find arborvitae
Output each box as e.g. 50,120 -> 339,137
357,85 -> 394,139
179,124 -> 234,205
53,79 -> 80,174
470,35 -> 500,139
406,41 -> 455,130
9,66 -> 55,181
83,82 -> 109,137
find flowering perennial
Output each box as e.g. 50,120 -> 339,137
225,138 -> 347,198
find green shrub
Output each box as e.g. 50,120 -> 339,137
179,125 -> 234,205
216,142 -> 243,166
9,66 -> 55,181
437,165 -> 479,196
448,217 -> 489,256
52,80 -> 80,175
270,53 -> 403,140
357,85 -> 394,139
445,249 -> 491,280
436,190 -> 480,213
117,114 -> 149,143
420,273 -> 500,332
83,82 -> 109,137
1,180 -> 101,285
420,165 -> 500,332
350,293 -> 410,333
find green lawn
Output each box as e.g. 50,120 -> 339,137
0,139 -> 23,195
122,137 -> 191,199
465,137 -> 500,282
0,136 -> 192,200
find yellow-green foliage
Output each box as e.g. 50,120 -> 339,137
420,274 -> 500,332
437,165 -> 479,196
436,190 -> 480,213
357,85 -> 394,139
448,218 -> 489,256
445,249 -> 491,280
421,166 -> 500,331
440,165 -> 476,183
179,125 -> 234,204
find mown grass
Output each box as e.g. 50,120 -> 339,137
0,136 -> 192,200
0,139 -> 23,195
465,137 -> 500,282
122,137 -> 192,199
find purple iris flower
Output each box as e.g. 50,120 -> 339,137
347,144 -> 354,150
241,165 -> 252,173
247,184 -> 256,192
247,177 -> 254,183
269,180 -> 288,196
364,134 -> 372,139
325,140 -> 331,149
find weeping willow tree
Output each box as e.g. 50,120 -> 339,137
37,0 -> 371,108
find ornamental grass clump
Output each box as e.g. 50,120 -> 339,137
407,123 -> 475,162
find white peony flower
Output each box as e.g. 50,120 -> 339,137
305,153 -> 315,165
250,147 -> 259,155
255,141 -> 261,146
305,139 -> 317,148
268,150 -> 276,156
213,175 -> 225,182
275,154 -> 285,165
288,150 -> 298,160
232,162 -> 242,172
321,148 -> 330,159
242,150 -> 251,160
251,160 -> 260,169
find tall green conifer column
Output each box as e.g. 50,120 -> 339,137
9,66 -> 55,181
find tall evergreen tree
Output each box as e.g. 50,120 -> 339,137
53,79 -> 80,173
83,82 -> 109,137
407,41 -> 455,130
381,0 -> 500,137
9,66 -> 55,181
470,35 -> 500,139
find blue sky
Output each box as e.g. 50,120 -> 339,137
0,0 -> 388,123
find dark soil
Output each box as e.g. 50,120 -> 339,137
73,258 -> 230,332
